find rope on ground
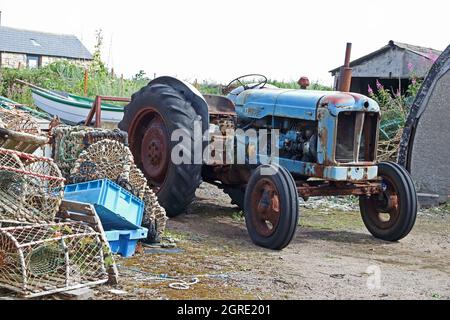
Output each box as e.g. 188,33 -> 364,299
117,265 -> 229,290
168,278 -> 199,290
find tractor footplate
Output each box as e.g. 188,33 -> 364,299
296,180 -> 382,198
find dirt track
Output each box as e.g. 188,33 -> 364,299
98,183 -> 450,300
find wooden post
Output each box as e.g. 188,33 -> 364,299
95,96 -> 102,128
120,74 -> 124,96
84,69 -> 88,97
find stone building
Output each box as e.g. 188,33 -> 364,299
0,26 -> 92,69
330,41 -> 442,96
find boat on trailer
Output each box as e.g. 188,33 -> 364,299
31,88 -> 125,125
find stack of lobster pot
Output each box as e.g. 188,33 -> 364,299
52,126 -> 168,242
51,126 -> 129,179
69,139 -> 168,242
0,117 -> 109,297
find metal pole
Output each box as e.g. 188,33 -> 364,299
344,42 -> 352,67
338,43 -> 353,92
85,96 -> 130,127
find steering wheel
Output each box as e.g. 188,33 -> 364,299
223,74 -> 268,94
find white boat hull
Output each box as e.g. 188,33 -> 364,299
32,92 -> 124,125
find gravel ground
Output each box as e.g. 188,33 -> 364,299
95,183 -> 449,300
2,183 -> 448,300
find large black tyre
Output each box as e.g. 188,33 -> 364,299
244,164 -> 299,250
359,162 -> 417,241
119,84 -> 202,217
223,186 -> 245,210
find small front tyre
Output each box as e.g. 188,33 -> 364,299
244,164 -> 299,250
359,162 -> 418,242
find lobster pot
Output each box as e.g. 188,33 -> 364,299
0,108 -> 48,154
0,222 -> 108,297
0,148 -> 65,223
51,126 -> 128,179
0,108 -> 41,135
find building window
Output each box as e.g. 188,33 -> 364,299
27,55 -> 41,68
30,39 -> 41,47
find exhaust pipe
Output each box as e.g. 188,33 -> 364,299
338,43 -> 353,92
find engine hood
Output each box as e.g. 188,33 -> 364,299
233,88 -> 379,121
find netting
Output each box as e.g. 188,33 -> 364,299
378,129 -> 403,162
70,140 -> 168,239
70,139 -> 134,183
0,222 -> 108,297
0,97 -> 53,121
51,126 -> 128,179
128,164 -> 167,238
0,148 -> 65,223
127,164 -> 148,198
0,108 -> 41,135
0,109 -> 48,154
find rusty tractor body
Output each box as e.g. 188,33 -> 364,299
119,73 -> 418,250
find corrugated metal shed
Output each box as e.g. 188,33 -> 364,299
398,44 -> 450,206
0,26 -> 92,60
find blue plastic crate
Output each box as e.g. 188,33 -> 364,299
105,227 -> 148,258
64,179 -> 145,230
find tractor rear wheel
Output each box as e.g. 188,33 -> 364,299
244,164 -> 299,250
359,162 -> 417,241
119,84 -> 202,217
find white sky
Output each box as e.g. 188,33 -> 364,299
0,0 -> 448,85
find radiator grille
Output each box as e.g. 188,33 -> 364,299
335,112 -> 378,163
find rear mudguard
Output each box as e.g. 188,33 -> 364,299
148,76 -> 209,133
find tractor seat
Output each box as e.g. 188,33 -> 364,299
203,94 -> 236,116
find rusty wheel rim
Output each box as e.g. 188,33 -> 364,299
366,176 -> 401,230
140,111 -> 169,186
250,178 -> 281,237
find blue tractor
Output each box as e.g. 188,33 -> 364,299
119,73 -> 417,250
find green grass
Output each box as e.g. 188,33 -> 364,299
1,62 -> 333,107
0,61 -> 148,106
299,209 -> 364,231
268,79 -> 332,91
231,211 -> 244,222
162,229 -> 188,242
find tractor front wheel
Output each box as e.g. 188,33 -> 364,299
359,162 -> 417,241
244,164 -> 299,250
